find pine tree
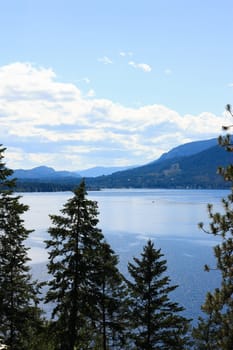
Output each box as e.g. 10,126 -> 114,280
45,180 -> 113,350
0,145 -> 43,350
193,105 -> 233,349
90,241 -> 128,350
126,239 -> 191,350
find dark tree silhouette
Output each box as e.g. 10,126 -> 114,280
193,105 -> 233,349
126,239 -> 191,349
0,145 -> 42,350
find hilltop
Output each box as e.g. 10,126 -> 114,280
14,137 -> 231,191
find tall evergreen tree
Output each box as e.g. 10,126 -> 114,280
193,105 -> 233,349
46,180 -> 123,349
0,145 -> 42,350
90,241 -> 128,350
126,239 -> 191,350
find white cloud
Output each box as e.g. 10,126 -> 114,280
120,51 -> 133,57
5,148 -> 55,170
0,62 -> 223,170
128,61 -> 152,72
86,89 -> 95,97
98,56 -> 113,65
28,153 -> 55,164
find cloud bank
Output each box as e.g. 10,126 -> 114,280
0,62 -> 224,170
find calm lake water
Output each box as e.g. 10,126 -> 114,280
21,189 -> 229,323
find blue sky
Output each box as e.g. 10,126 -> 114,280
0,0 -> 232,170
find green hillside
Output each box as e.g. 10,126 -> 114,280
85,144 -> 232,189
14,143 -> 232,191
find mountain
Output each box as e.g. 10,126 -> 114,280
78,165 -> 137,177
13,137 -> 232,191
85,143 -> 231,189
157,138 -> 217,162
14,166 -> 81,179
14,166 -> 81,192
13,138 -> 218,180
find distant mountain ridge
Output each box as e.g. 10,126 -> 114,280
13,165 -> 135,179
85,142 -> 231,189
77,165 -> 137,177
14,166 -> 80,179
13,137 -> 231,191
14,138 -> 218,179
157,138 -> 217,162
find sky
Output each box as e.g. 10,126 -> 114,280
0,0 -> 232,171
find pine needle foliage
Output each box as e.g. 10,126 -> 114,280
126,239 -> 191,350
193,105 -> 233,349
90,241 -> 129,349
45,180 -> 127,349
0,145 -> 42,350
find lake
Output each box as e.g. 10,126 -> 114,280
21,189 -> 228,323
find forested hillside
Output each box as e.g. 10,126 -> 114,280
86,144 -> 231,189
13,139 -> 233,191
